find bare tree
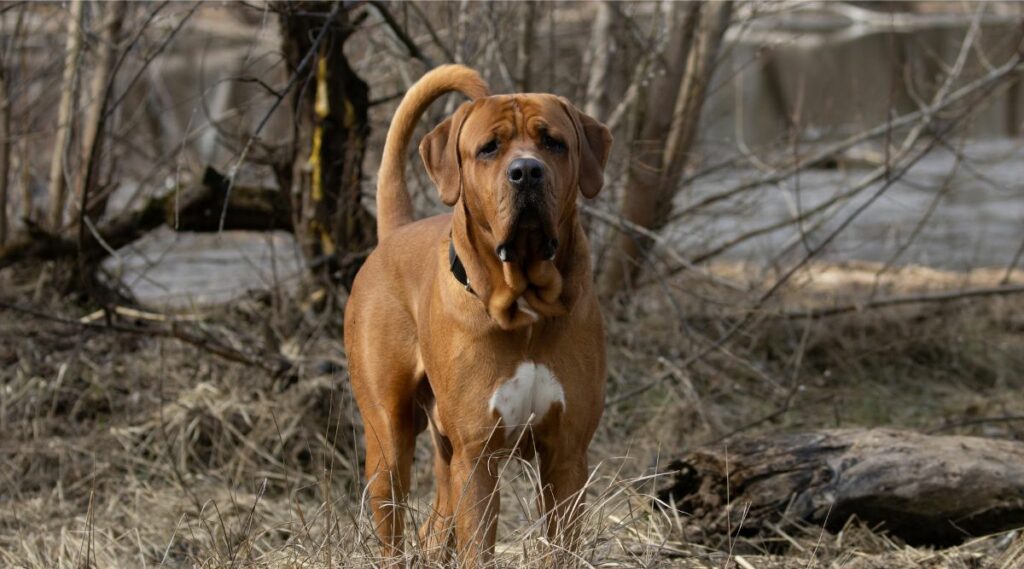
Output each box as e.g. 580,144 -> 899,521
600,2 -> 733,295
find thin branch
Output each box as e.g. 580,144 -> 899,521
929,415 -> 1024,434
407,0 -> 454,63
652,53 -> 1024,281
101,2 -> 192,126
666,59 -> 1024,224
780,284 -> 1024,320
0,300 -> 290,374
217,1 -> 342,232
582,203 -> 745,292
611,55 -> 1013,405
368,0 -> 435,68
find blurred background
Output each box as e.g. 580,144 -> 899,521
3,1 -> 1022,303
2,2 -> 1024,567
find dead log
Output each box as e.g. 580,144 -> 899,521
0,167 -> 291,271
658,428 -> 1024,547
173,167 -> 292,233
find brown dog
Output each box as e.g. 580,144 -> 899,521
345,64 -> 611,566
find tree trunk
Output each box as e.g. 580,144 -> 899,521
582,1 -> 616,120
0,5 -> 21,247
516,1 -> 537,93
0,43 -> 10,247
658,428 -> 1024,547
76,0 -> 126,233
600,1 -> 732,295
277,2 -> 375,290
46,0 -> 84,231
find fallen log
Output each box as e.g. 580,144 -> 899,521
0,167 -> 291,271
173,167 -> 292,233
657,428 -> 1024,547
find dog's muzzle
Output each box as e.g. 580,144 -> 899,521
496,157 -> 559,264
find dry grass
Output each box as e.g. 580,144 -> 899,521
2,262 -> 1024,568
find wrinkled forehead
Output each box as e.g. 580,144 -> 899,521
460,94 -> 575,144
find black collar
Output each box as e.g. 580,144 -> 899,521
449,237 -> 475,294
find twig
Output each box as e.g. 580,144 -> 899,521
101,2 -> 193,127
407,1 -> 454,63
666,58 -> 1024,224
218,1 -> 341,232
368,0 -> 434,68
780,284 -> 1024,320
611,51 -> 1013,405
581,203 -> 745,291
1003,234 -> 1024,285
929,415 -> 1024,434
0,300 -> 289,374
703,386 -> 799,446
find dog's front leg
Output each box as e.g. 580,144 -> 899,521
450,443 -> 500,567
539,449 -> 589,560
419,426 -> 456,563
362,407 -> 416,563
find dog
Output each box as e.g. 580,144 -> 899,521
344,64 -> 611,566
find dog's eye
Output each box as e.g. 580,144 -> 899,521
476,139 -> 499,159
542,133 -> 566,153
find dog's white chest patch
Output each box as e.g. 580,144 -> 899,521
488,362 -> 565,434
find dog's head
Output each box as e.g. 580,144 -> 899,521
421,94 -> 611,267
420,93 -> 611,328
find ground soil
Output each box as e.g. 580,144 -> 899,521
2,262 -> 1023,568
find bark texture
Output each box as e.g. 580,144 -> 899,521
658,428 -> 1024,547
277,1 -> 375,289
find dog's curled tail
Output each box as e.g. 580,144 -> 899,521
376,65 -> 489,241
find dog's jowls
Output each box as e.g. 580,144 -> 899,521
344,64 -> 611,566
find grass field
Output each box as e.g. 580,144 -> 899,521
2,261 -> 1024,568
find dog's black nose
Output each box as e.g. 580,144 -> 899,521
507,157 -> 544,188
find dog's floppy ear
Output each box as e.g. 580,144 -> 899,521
558,98 -> 613,199
420,101 -> 476,206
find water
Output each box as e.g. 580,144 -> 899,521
95,6 -> 1024,307
106,138 -> 1023,308
675,138 -> 1024,272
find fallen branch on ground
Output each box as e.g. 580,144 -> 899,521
780,283 -> 1024,319
658,428 -> 1024,547
0,300 -> 290,374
